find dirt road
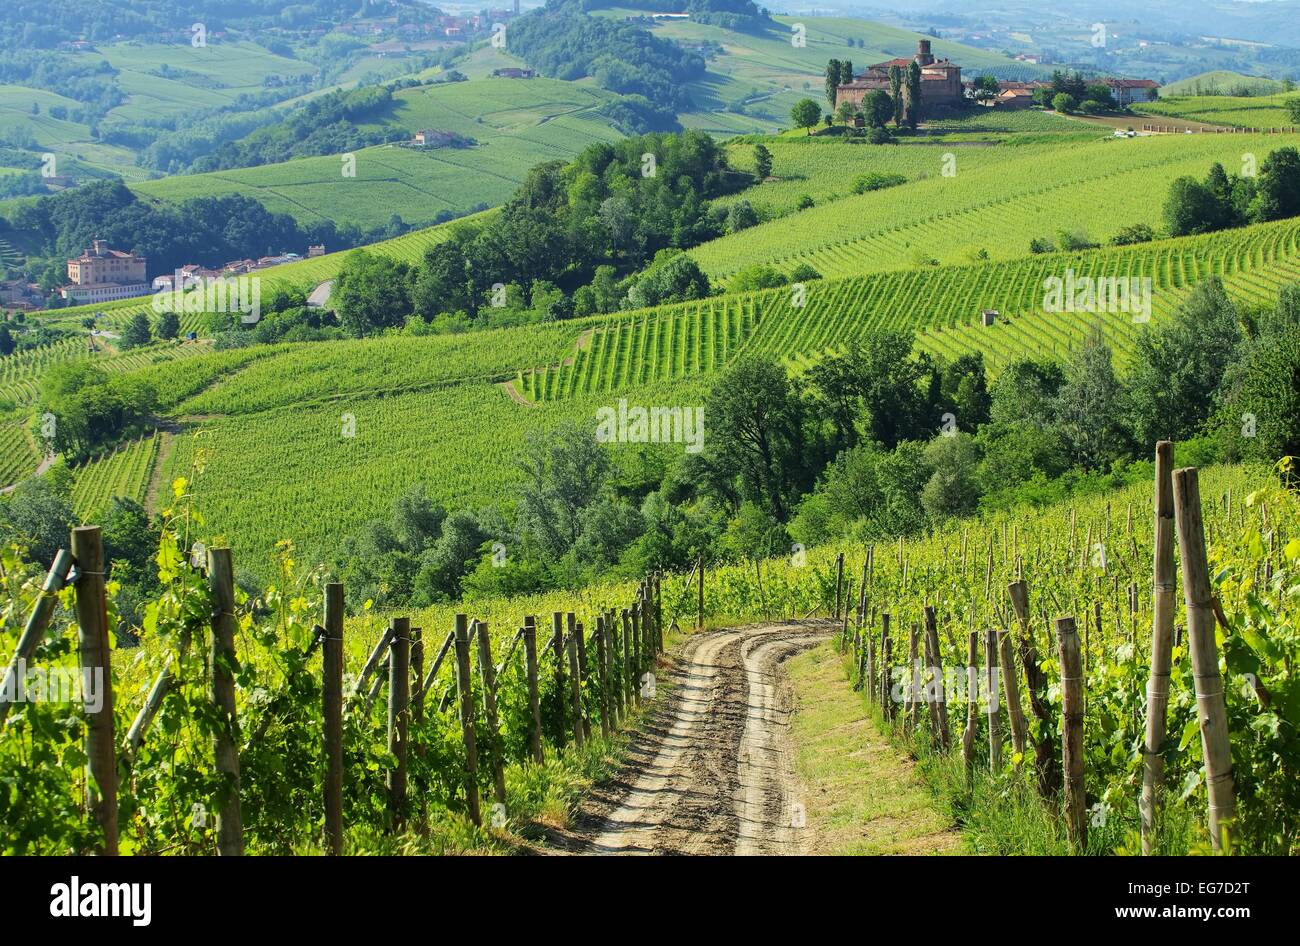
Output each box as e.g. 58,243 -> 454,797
562,622 -> 834,855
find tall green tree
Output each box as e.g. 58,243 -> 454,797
1056,329 -> 1131,468
792,98 -> 823,135
904,60 -> 923,128
753,143 -> 773,179
825,59 -> 842,107
121,313 -> 151,349
703,356 -> 809,522
888,64 -> 904,125
1127,276 -> 1243,447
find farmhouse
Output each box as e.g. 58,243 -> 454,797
61,239 -> 150,304
491,67 -> 536,79
1105,78 -> 1160,106
836,40 -> 963,112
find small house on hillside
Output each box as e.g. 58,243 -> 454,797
491,67 -> 535,79
981,309 -> 998,326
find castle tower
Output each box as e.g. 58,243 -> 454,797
916,39 -> 934,66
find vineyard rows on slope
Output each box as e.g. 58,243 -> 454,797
691,133 -> 1300,280
69,431 -> 160,520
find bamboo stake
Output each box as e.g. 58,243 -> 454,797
1173,467 -> 1236,851
551,612 -> 566,747
566,626 -> 585,749
924,607 -> 949,749
1141,441 -> 1176,855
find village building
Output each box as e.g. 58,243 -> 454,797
1104,78 -> 1160,106
836,40 -> 963,113
61,239 -> 150,304
491,67 -> 536,79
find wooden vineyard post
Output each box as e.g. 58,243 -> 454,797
882,636 -> 894,722
697,551 -> 705,630
571,613 -> 591,741
984,629 -> 1002,772
962,630 -> 978,775
72,527 -> 118,856
0,548 -> 75,728
833,552 -> 845,620
621,610 -> 637,706
411,625 -> 427,828
1007,580 -> 1061,799
387,617 -> 410,831
522,619 -> 544,765
1172,467 -> 1236,851
452,615 -> 481,827
997,631 -> 1027,765
475,621 -> 508,809
624,608 -> 639,708
631,605 -> 643,689
906,623 -> 921,734
566,627 -> 585,750
322,582 -> 345,855
879,613 -> 891,714
1141,441 -> 1176,855
594,616 -> 612,740
1056,617 -> 1086,851
607,611 -> 623,725
924,607 -> 949,750
207,546 -> 243,856
551,612 -> 566,748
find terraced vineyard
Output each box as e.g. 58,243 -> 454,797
519,214 -> 1300,396
69,430 -> 160,519
517,297 -> 759,401
0,420 -> 40,487
691,132 -> 1300,281
0,338 -> 211,408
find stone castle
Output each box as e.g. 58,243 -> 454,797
835,39 -> 963,112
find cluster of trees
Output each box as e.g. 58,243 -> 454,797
1035,70 -> 1119,114
6,181 -> 397,291
333,130 -> 747,336
186,86 -> 405,173
509,2 -> 705,110
1164,149 -> 1300,236
683,0 -> 769,32
36,361 -> 157,463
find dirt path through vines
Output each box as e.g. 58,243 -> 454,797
554,621 -> 835,855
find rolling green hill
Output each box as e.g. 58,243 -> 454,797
1160,71 -> 1290,97
131,78 -> 626,230
41,208 -> 1300,577
1133,93 -> 1300,130
692,132 -> 1300,281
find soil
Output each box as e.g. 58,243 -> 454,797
551,621 -> 835,855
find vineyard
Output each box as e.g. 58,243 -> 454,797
69,431 -> 160,520
691,132 -> 1300,280
670,454 -> 1299,853
1133,94 -> 1300,130
0,487 -> 669,854
3,446 -> 1295,855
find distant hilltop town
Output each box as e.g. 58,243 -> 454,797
835,39 -> 1159,114
55,239 -> 328,305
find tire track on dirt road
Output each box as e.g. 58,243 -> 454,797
561,621 -> 835,855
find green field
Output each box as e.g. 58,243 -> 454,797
691,132 -> 1300,281
70,430 -> 160,520
1133,93 -> 1300,129
1160,71 -> 1290,97
133,78 -> 625,230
